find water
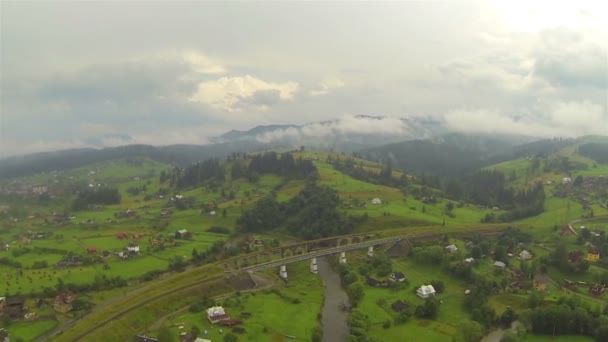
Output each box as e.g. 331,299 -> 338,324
317,257 -> 350,342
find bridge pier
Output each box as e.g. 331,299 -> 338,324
368,246 -> 374,257
310,257 -> 318,274
339,252 -> 347,264
279,265 -> 288,280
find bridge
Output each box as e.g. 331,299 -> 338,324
224,225 -> 511,279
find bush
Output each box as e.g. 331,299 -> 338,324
207,226 -> 231,234
382,320 -> 391,329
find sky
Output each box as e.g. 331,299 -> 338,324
1,1 -> 607,157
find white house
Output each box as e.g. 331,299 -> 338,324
562,177 -> 572,184
519,250 -> 533,260
209,211 -> 216,216
445,244 -> 458,253
416,285 -> 436,298
371,198 -> 382,205
464,257 -> 475,264
494,261 -> 506,268
127,245 -> 140,254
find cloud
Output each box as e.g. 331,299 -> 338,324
444,100 -> 607,137
533,28 -> 608,88
189,75 -> 299,112
182,51 -> 226,74
255,115 -> 409,143
310,78 -> 345,96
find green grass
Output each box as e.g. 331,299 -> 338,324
6,319 -> 58,341
162,262 -> 323,342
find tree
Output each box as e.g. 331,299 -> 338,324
348,283 -> 365,307
415,297 -> 440,319
430,280 -> 445,294
456,320 -> 483,342
222,208 -> 227,218
471,246 -> 482,259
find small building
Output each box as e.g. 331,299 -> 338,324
562,177 -> 572,184
127,244 -> 140,255
371,198 -> 382,205
116,232 -> 129,239
175,229 -> 192,239
366,277 -> 381,287
209,211 -> 216,216
207,306 -> 230,324
590,283 -> 606,296
464,289 -> 471,295
389,272 -> 406,283
87,246 -> 97,254
494,261 -> 506,269
445,244 -> 458,253
416,285 -> 436,298
519,250 -> 533,260
534,276 -> 548,292
54,291 -> 76,313
6,296 -> 25,318
587,250 -> 600,262
464,257 -> 475,264
568,251 -> 585,263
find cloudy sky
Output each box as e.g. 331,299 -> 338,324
1,1 -> 607,157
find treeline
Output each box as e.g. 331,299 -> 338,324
579,143 -> 608,164
72,186 -> 121,210
245,152 -> 318,179
329,157 -> 407,189
162,159 -> 225,189
238,182 -> 366,239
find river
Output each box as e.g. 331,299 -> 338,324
317,257 -> 350,342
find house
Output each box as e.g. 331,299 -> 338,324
175,229 -> 192,239
127,244 -> 140,255
87,246 -> 97,254
464,257 -> 475,264
534,276 -> 548,292
371,198 -> 382,205
590,283 -> 606,296
464,289 -> 471,295
0,328 -> 9,342
366,277 -> 381,287
54,291 -> 76,313
135,335 -> 159,342
445,244 -> 458,253
389,272 -> 406,282
416,285 -> 436,298
562,177 -> 572,184
391,300 -> 408,312
568,251 -> 585,263
494,261 -> 506,269
126,208 -> 137,217
207,306 -> 230,323
116,232 -> 129,239
6,296 -> 25,318
586,250 -> 600,262
209,211 -> 216,216
519,250 -> 533,260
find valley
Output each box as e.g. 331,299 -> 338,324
0,137 -> 607,342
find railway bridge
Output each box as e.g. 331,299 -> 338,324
224,225 -> 510,280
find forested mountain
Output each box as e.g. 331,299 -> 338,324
578,143 -> 608,163
360,134 -> 523,177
